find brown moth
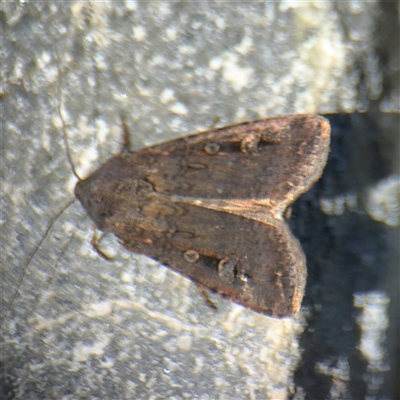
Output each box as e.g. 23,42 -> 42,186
75,115 -> 331,318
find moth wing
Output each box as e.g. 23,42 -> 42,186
131,115 -> 330,216
74,115 -> 329,316
106,199 -> 306,317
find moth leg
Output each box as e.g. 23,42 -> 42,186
119,113 -> 132,155
208,115 -> 221,130
284,206 -> 292,220
195,283 -> 218,312
91,228 -> 112,260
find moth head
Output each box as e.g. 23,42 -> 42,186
74,177 -> 113,230
74,157 -> 136,229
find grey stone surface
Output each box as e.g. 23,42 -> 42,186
1,1 -> 398,399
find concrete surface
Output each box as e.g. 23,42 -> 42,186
1,2 -> 398,399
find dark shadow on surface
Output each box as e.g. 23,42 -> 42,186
291,112 -> 397,399
292,0 -> 399,396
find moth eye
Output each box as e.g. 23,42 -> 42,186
240,134 -> 260,154
217,258 -> 235,284
203,142 -> 220,155
183,249 -> 200,263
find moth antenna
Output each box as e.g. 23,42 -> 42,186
55,43 -> 81,182
1,45 -> 85,328
0,199 -> 76,327
24,215 -> 85,325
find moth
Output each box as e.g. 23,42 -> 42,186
75,115 -> 331,318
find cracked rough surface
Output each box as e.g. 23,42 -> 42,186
1,2 -> 398,399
